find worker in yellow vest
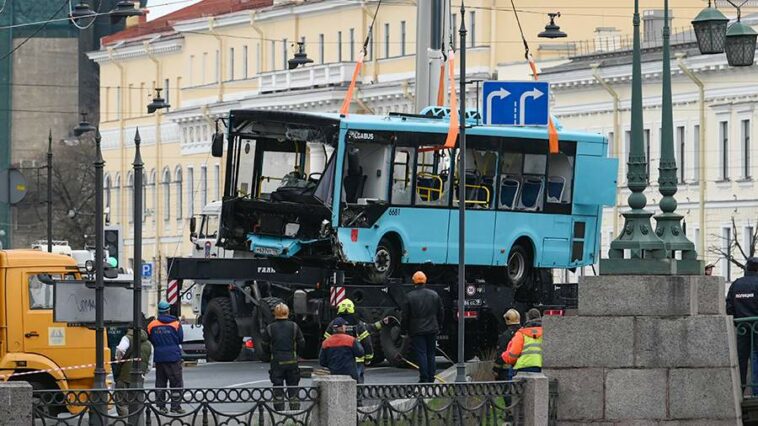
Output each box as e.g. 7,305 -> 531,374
501,308 -> 543,374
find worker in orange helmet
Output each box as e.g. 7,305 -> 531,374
502,308 -> 543,375
401,271 -> 444,383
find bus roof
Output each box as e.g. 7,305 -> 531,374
229,109 -> 606,145
0,250 -> 78,269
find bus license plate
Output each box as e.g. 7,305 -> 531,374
253,247 -> 280,256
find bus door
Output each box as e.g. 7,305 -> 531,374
447,148 -> 498,265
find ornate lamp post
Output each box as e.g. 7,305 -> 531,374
455,1 -> 467,384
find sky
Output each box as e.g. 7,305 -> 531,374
145,0 -> 202,21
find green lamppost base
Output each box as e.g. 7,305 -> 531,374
655,212 -> 698,257
600,257 -> 703,275
606,209 -> 666,258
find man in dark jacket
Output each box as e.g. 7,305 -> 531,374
147,300 -> 184,414
319,317 -> 364,380
493,309 -> 521,380
726,257 -> 758,389
323,298 -> 373,383
114,328 -> 152,416
401,271 -> 444,383
261,303 -> 306,410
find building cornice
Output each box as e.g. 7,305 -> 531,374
88,36 -> 184,64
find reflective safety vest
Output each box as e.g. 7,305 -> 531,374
514,334 -> 542,370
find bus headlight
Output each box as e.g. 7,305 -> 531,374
285,223 -> 300,237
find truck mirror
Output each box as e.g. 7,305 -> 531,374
37,273 -> 54,284
211,133 -> 224,158
190,216 -> 197,234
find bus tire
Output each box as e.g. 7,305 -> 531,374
364,237 -> 398,284
203,297 -> 242,362
250,297 -> 286,363
506,244 -> 532,289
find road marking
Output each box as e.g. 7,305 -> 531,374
224,379 -> 269,388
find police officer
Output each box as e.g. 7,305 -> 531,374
324,299 -> 373,383
401,271 -> 444,383
493,309 -> 521,380
261,303 -> 305,411
726,257 -> 758,388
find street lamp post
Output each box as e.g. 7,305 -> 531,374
93,129 -> 106,391
47,130 -> 52,253
131,129 -> 143,390
456,2 -> 467,384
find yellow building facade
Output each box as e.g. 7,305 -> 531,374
89,0 -> 725,309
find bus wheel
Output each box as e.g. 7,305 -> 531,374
203,297 -> 242,362
364,238 -> 398,284
506,244 -> 532,289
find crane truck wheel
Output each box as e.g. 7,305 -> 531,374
250,296 -> 286,363
379,321 -> 413,368
203,297 -> 242,362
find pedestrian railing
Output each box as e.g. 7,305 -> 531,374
356,381 -> 525,425
32,386 -> 319,425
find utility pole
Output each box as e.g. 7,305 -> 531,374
414,0 -> 445,112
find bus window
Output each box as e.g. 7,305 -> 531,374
518,153 -> 547,211
415,148 -> 451,206
391,147 -> 414,206
547,153 -> 574,205
259,151 -> 301,198
341,142 -> 391,204
498,152 -> 523,210
453,148 -> 497,209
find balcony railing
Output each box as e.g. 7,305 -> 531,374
257,62 -> 357,94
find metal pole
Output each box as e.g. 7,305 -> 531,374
131,128 -> 143,389
94,130 -> 106,390
455,3 -> 467,384
47,129 -> 52,253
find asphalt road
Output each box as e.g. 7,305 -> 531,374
140,358 -> 453,389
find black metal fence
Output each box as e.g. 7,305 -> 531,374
736,317 -> 758,399
356,381 -> 525,425
32,386 -> 319,425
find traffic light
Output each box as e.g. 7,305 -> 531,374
104,226 -> 122,270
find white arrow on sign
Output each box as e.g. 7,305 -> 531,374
485,88 -> 511,124
518,88 -> 544,125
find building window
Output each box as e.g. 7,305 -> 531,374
215,50 -> 220,82
113,174 -> 121,224
283,38 -> 288,70
350,28 -> 355,61
243,45 -> 248,79
200,165 -> 208,207
187,167 -> 195,218
469,11 -> 475,47
256,43 -> 261,74
452,14 -> 457,49
384,23 -> 390,58
367,29 -> 372,60
214,164 -> 221,200
337,31 -> 342,62
319,33 -> 325,64
202,52 -> 208,84
722,226 -> 732,281
175,167 -> 183,220
228,47 -> 235,81
401,21 -> 406,56
149,170 -> 156,223
742,119 -> 751,179
693,124 -> 700,181
162,168 -> 171,221
677,126 -> 685,182
164,78 -> 170,112
104,174 -> 111,211
188,55 -> 194,86
720,121 -> 729,180
127,172 -> 134,223
745,226 -> 755,255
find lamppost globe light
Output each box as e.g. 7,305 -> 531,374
147,88 -> 170,114
110,1 -> 145,23
70,2 -> 95,21
538,12 -> 567,39
288,42 -> 314,69
725,21 -> 758,67
74,112 -> 96,137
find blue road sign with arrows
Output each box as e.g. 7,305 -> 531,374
482,81 -> 550,126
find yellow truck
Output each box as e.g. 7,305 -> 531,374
0,250 -> 106,392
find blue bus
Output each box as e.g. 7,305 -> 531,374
215,108 -> 617,288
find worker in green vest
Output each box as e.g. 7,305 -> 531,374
501,308 -> 542,374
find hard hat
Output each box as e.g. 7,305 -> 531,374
504,309 -> 521,325
337,299 -> 355,314
273,303 -> 289,319
412,271 -> 427,285
158,300 -> 171,313
526,308 -> 541,321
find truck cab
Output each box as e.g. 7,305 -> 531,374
0,250 -> 102,392
190,201 -> 231,259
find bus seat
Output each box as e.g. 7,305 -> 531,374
344,167 -> 367,203
547,176 -> 566,203
518,176 -> 544,211
499,176 -> 520,209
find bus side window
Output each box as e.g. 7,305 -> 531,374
453,148 -> 496,209
498,152 -> 523,210
547,153 -> 574,204
391,147 -> 414,206
519,153 -> 547,211
415,148 -> 450,206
